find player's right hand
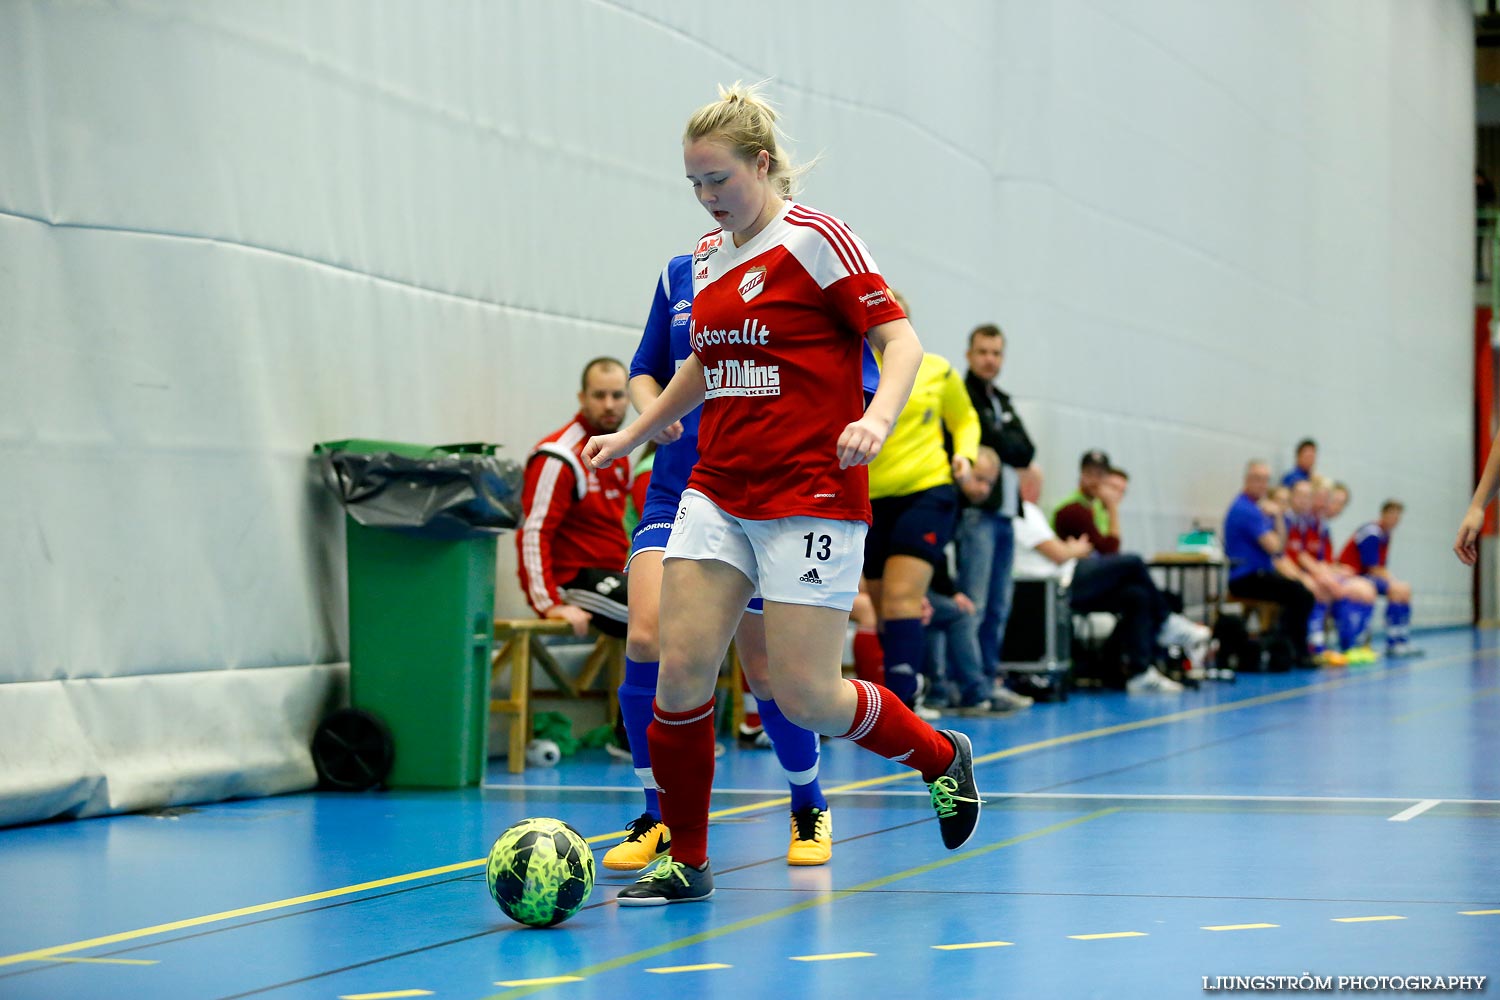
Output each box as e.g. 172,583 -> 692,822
1455,506 -> 1485,566
582,433 -> 629,468
651,421 -> 685,445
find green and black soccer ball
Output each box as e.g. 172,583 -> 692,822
485,817 -> 595,927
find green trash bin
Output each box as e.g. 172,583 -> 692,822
315,439 -> 517,789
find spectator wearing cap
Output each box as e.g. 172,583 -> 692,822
1281,438 -> 1317,488
1052,450 -> 1115,540
1056,463 -> 1125,554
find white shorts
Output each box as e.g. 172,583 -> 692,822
663,489 -> 866,612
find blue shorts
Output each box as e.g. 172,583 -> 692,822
629,490 -> 681,562
630,486 -> 763,613
864,483 -> 958,579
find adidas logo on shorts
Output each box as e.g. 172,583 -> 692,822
798,568 -> 824,585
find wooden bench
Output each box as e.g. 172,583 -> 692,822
490,619 -> 626,774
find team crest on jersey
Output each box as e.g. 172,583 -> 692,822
738,266 -> 767,303
694,234 -> 723,263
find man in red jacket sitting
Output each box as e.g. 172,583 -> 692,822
516,357 -> 634,637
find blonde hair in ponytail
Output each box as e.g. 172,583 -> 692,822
684,81 -> 810,198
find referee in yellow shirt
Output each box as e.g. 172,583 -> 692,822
862,336 -> 981,710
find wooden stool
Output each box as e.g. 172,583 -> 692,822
1234,598 -> 1282,636
490,619 -> 626,774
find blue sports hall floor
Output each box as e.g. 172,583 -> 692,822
2,629 -> 1497,1000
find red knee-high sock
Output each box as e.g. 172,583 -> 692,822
740,670 -> 761,729
839,679 -> 955,782
852,627 -> 885,685
647,697 -> 717,867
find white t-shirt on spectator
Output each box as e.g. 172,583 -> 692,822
1013,500 -> 1077,587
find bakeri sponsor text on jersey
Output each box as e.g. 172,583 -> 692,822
704,358 -> 781,398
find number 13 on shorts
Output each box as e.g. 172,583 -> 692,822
766,516 -> 863,610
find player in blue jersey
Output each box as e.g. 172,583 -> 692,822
601,253 -> 876,870
1337,500 -> 1418,658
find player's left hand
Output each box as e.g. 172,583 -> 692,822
837,416 -> 889,469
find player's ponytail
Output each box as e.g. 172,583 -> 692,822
684,81 -> 810,198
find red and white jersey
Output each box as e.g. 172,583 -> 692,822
686,201 -> 906,522
516,413 -> 632,615
1285,514 -> 1330,564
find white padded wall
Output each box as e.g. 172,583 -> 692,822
991,0 -> 1474,625
0,0 -> 1475,823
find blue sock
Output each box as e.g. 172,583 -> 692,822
1353,602 -> 1375,647
757,697 -> 826,813
618,657 -> 660,818
1386,602 -> 1411,646
1334,599 -> 1372,651
1308,601 -> 1328,654
879,618 -> 926,707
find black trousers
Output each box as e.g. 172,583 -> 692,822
560,568 -> 629,639
1069,554 -> 1170,672
1228,571 -> 1315,660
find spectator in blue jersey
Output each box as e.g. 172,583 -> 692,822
1281,438 -> 1317,488
1337,500 -> 1420,658
1224,459 -> 1315,667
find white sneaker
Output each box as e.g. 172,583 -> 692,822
1158,613 -> 1211,649
912,673 -> 941,720
988,685 -> 1035,710
1127,665 -> 1185,694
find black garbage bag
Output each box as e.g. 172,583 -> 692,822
318,446 -> 522,540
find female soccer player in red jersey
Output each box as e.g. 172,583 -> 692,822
583,83 -> 981,905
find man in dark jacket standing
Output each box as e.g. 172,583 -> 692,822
957,324 -> 1037,705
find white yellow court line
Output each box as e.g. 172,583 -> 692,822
1069,932 -> 1147,940
932,940 -> 1013,950
790,952 -> 876,962
1333,915 -> 1406,923
1460,909 -> 1500,915
1388,799 -> 1442,822
494,977 -> 584,987
43,956 -> 160,966
1203,924 -> 1278,932
339,991 -> 434,999
1392,685 -> 1500,724
486,785 -> 1500,806
645,963 -> 732,974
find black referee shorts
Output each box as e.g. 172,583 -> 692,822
863,483 -> 958,579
